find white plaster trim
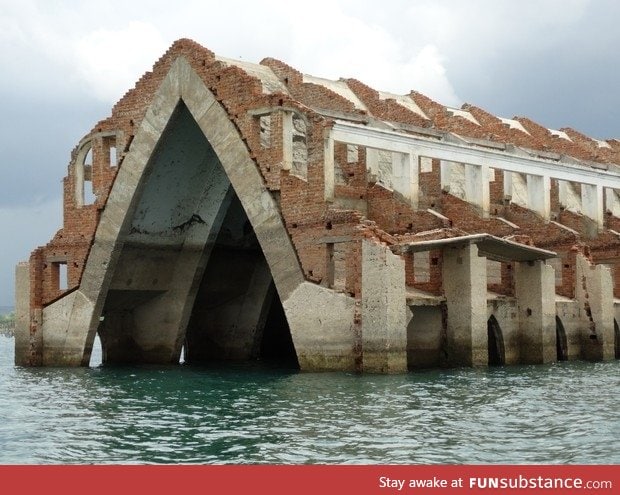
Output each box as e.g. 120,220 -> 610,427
330,121 -> 620,189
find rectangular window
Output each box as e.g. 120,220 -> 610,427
52,261 -> 68,291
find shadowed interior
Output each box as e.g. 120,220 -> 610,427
97,101 -> 297,367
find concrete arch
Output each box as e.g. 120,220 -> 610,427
487,315 -> 505,366
39,57 -> 307,366
555,316 -> 568,361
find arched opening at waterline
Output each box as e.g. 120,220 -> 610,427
556,316 -> 568,361
487,315 -> 505,366
259,285 -> 298,368
614,319 -> 620,359
183,191 -> 298,368
93,100 -> 297,367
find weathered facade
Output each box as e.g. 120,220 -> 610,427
15,39 -> 620,371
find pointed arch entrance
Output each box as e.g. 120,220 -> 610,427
555,316 -> 568,361
95,101 -> 299,366
487,315 -> 505,366
41,57 -> 306,367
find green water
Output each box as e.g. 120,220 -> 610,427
0,335 -> 618,464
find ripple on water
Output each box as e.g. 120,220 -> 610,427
0,337 -> 618,464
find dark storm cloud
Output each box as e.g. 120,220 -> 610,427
438,1 -> 620,138
0,92 -> 107,207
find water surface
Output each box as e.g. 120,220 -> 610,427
0,336 -> 618,464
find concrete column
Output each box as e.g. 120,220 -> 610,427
558,181 -> 568,208
409,153 -> 420,209
514,260 -> 556,364
361,241 -> 407,373
281,111 -> 293,171
527,174 -> 551,220
465,163 -> 490,217
392,152 -> 419,209
510,172 -> 528,208
441,243 -> 487,366
582,183 -> 604,230
575,254 -> 615,360
558,181 -> 582,213
324,132 -> 334,201
366,148 -> 379,179
605,188 -> 620,217
503,170 -> 513,200
440,159 -> 452,192
14,262 -> 31,366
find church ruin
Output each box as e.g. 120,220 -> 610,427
15,39 -> 620,371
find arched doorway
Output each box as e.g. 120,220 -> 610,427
38,57 -> 307,367
487,315 -> 505,366
615,319 -> 620,359
555,316 -> 568,361
96,102 -> 299,368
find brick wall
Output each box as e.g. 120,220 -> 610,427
27,38 -> 620,315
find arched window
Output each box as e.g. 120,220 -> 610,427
487,315 -> 505,366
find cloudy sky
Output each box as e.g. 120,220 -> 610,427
1,0 -> 620,307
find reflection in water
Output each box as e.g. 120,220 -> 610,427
1,336 -> 618,464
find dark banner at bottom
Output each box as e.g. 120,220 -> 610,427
0,465 -> 617,494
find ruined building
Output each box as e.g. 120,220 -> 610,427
15,39 -> 620,371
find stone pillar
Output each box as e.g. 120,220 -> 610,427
581,183 -> 604,230
361,241 -> 407,373
527,174 -> 550,220
465,163 -> 490,217
510,172 -> 528,208
14,262 -> 30,366
392,152 -> 419,209
323,131 -> 335,201
514,260 -> 556,364
558,181 -> 582,212
441,243 -> 487,366
440,159 -> 452,192
503,171 -> 513,200
281,111 -> 293,171
575,254 -> 615,360
605,188 -> 620,216
366,148 -> 379,179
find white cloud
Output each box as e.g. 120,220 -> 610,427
251,0 -> 461,104
75,21 -> 167,102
